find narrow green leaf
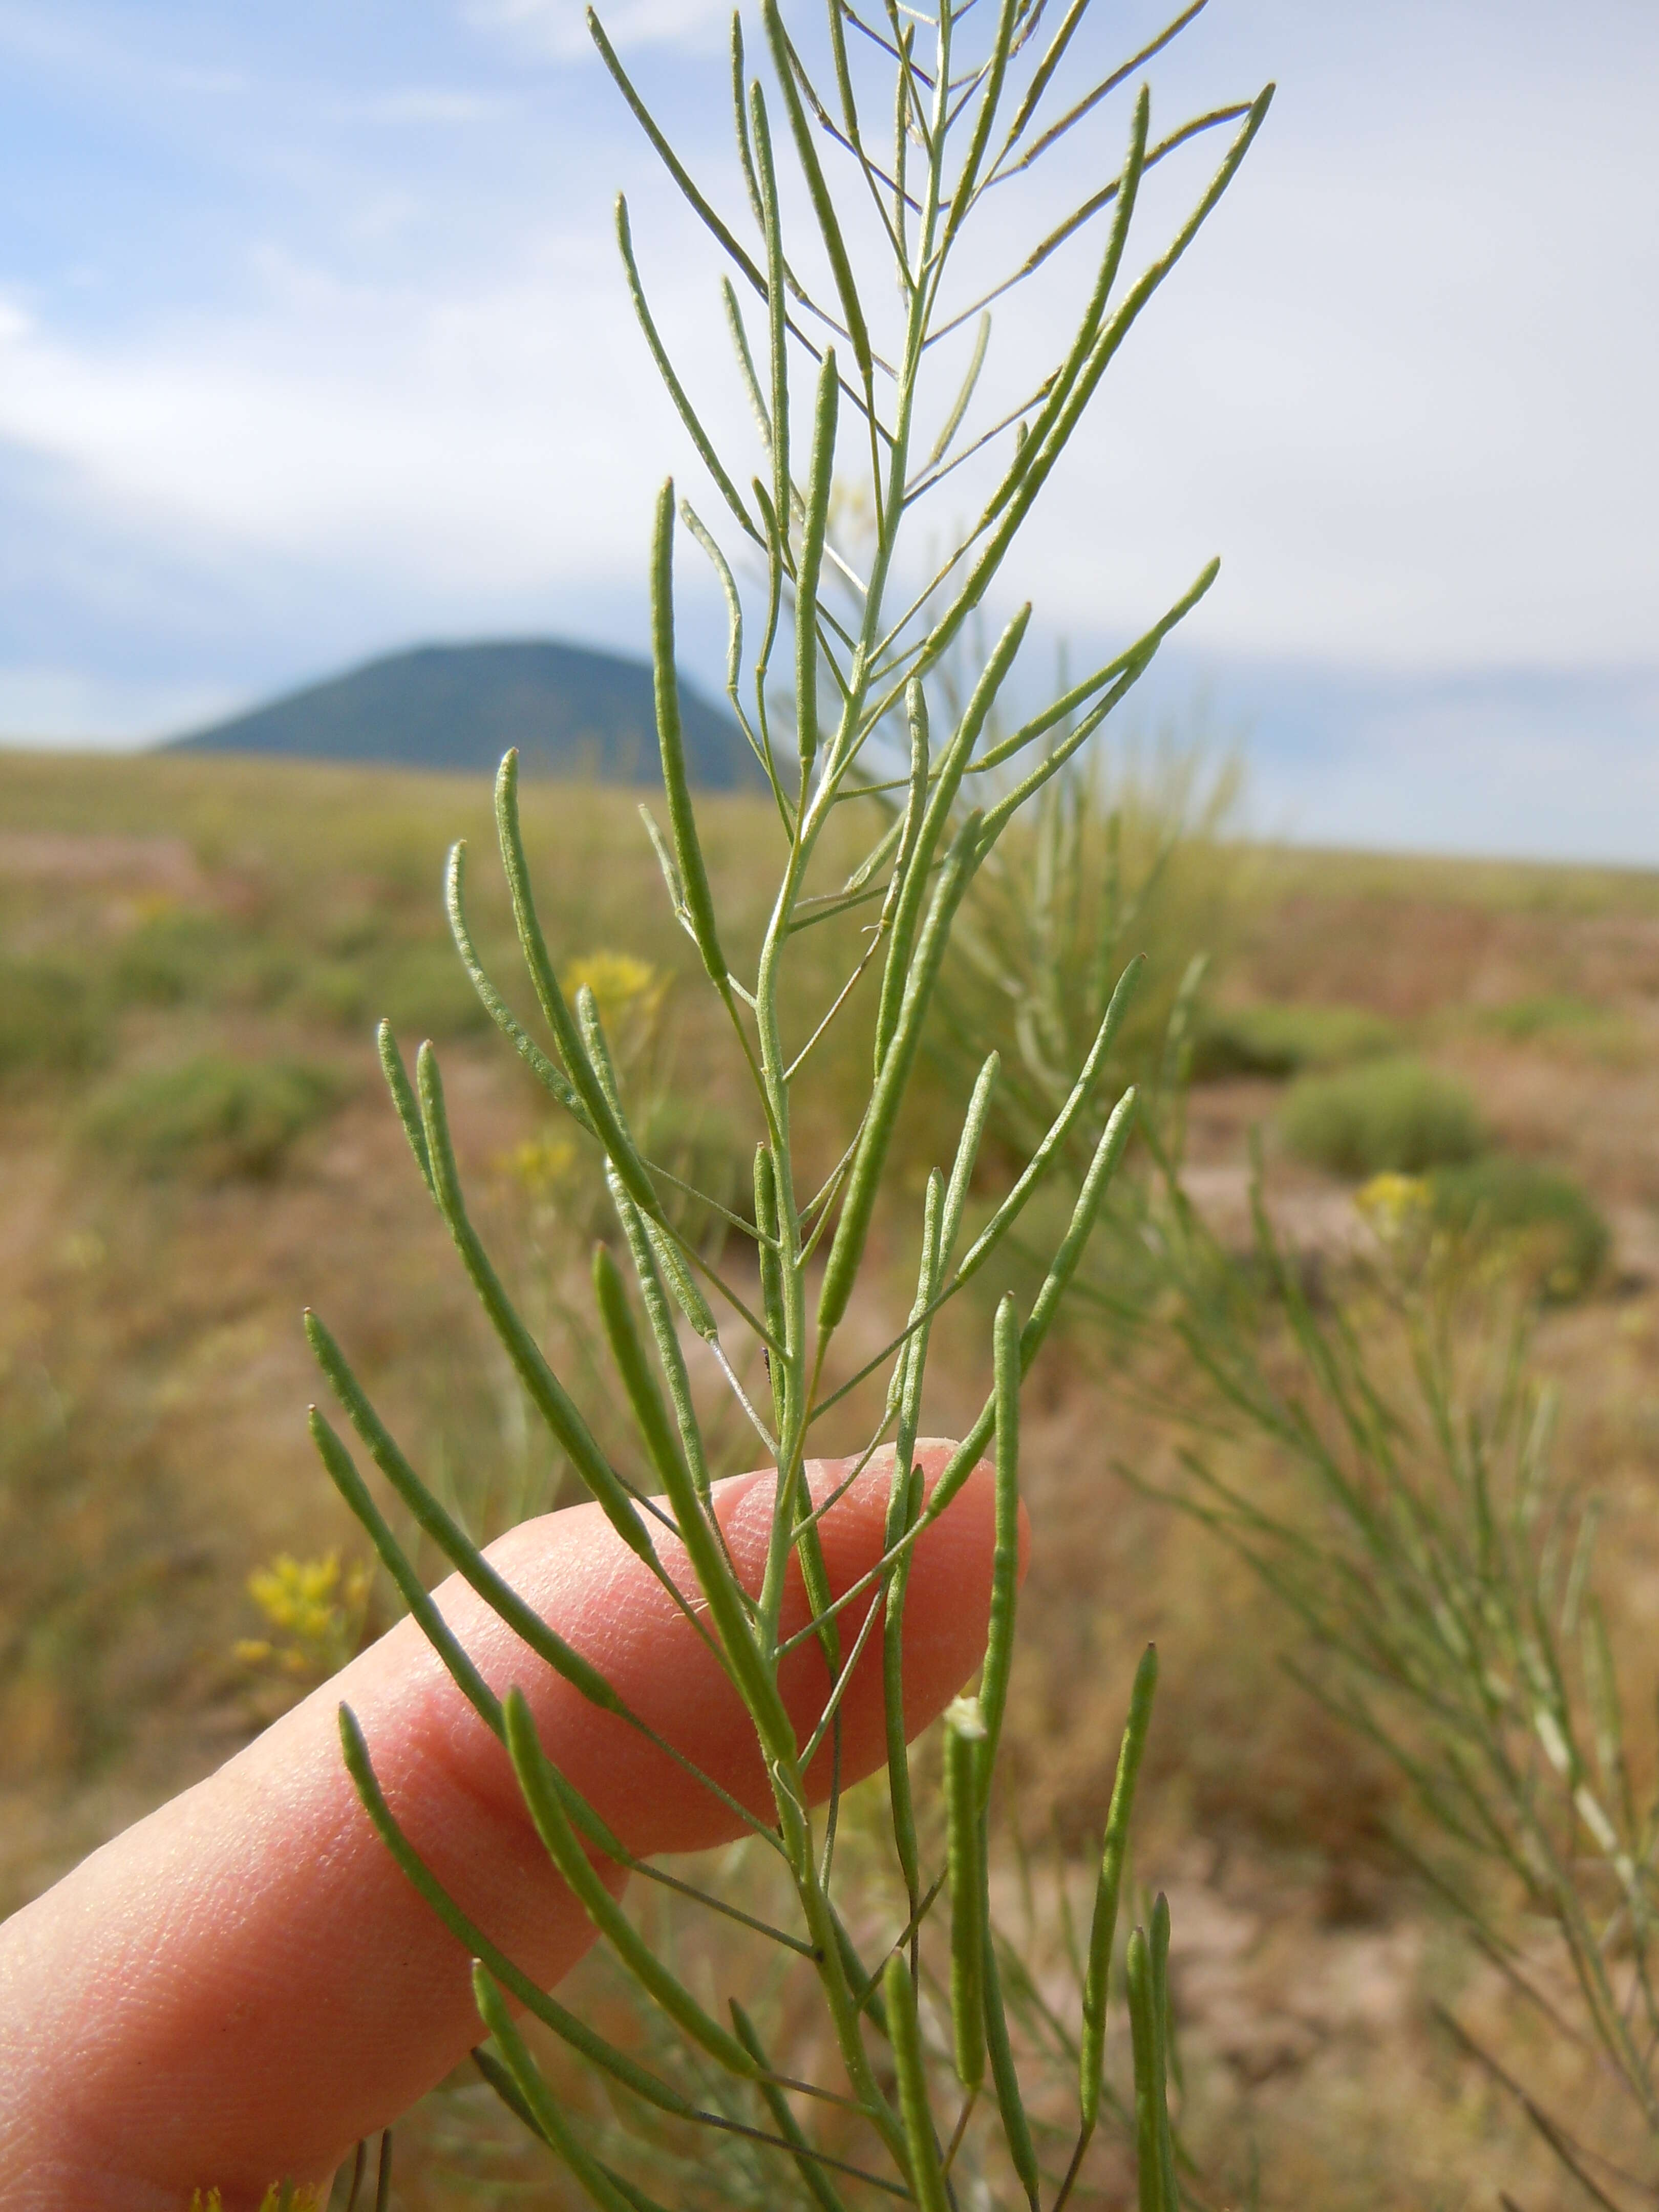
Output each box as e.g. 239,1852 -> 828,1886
940,0 -> 1020,246
981,87 -> 1150,535
1126,1925 -> 1172,2212
493,749 -> 661,1217
1081,1644 -> 1158,2129
1149,1892 -> 1179,2208
755,1145 -> 788,1432
761,0 -> 874,388
984,1921 -> 1041,2209
925,310 -> 991,470
925,88 -> 1272,667
618,201 -> 760,546
873,610 -> 1030,1072
795,349 -> 839,782
594,1242 -> 694,1499
603,1178 -> 795,1758
589,7 -> 770,306
940,1052 -> 998,1265
651,482 -> 732,991
749,78 -> 791,548
338,1705 -> 699,2120
416,1041 -> 657,1568
954,958 -> 1144,1289
978,1296 -> 1022,1791
472,2044 -> 552,2144
644,1212 -> 721,1341
819,809 -> 984,1334
307,1405 -> 500,1735
731,2001 -> 852,2212
473,1968 -> 670,2212
503,1688 -> 760,2079
443,846 -> 590,1124
376,1020 -> 432,1193
884,1954 -> 950,2212
945,1697 -> 988,2090
1020,1086 -> 1139,1368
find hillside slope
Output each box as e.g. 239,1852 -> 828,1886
168,638 -> 756,788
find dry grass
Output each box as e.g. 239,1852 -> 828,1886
4,751 -> 1659,2205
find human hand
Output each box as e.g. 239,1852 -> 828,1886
0,1443 -> 1008,2209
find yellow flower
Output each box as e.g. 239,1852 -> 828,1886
240,1551 -> 370,1682
499,1132 -> 578,1199
563,949 -> 665,1029
1356,1171 -> 1432,1245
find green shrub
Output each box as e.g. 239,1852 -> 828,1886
287,959 -> 370,1030
938,748 -> 1246,1167
81,1053 -> 345,1180
0,957 -> 105,1084
1280,1056 -> 1486,1177
1479,993 -> 1603,1041
1192,999 -> 1400,1080
110,907 -> 227,1007
293,940 -> 491,1039
372,940 -> 492,1039
1429,1155 -> 1609,1300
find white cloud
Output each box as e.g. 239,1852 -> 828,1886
0,241 -> 689,592
465,0 -> 727,61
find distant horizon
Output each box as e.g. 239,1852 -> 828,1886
1,624 -> 1653,874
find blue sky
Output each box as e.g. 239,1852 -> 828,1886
0,1 -> 1654,861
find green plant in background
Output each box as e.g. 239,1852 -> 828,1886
1190,997 -> 1400,1082
80,1052 -> 346,1181
1278,1053 -> 1485,1177
296,2 -> 1272,2202
111,904 -> 236,1008
1119,1151 -> 1654,2204
498,946 -> 745,1256
1479,993 -> 1611,1044
0,954 -> 105,1086
1428,1155 -> 1609,1304
938,740 -> 1244,1167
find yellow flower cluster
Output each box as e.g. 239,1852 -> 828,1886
563,948 -> 664,1028
236,1550 -> 371,1681
499,1131 -> 578,1199
1355,1171 -> 1432,1246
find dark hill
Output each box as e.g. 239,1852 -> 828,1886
168,639 -> 756,789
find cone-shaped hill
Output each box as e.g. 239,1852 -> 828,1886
168,639 -> 757,789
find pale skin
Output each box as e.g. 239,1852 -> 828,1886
0,1441 -> 1014,2210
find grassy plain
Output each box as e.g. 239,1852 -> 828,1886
3,747 -> 1658,2207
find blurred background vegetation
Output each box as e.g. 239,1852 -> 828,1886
4,742 -> 1659,2207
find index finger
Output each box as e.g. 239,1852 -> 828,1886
0,1442 -> 1008,2209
